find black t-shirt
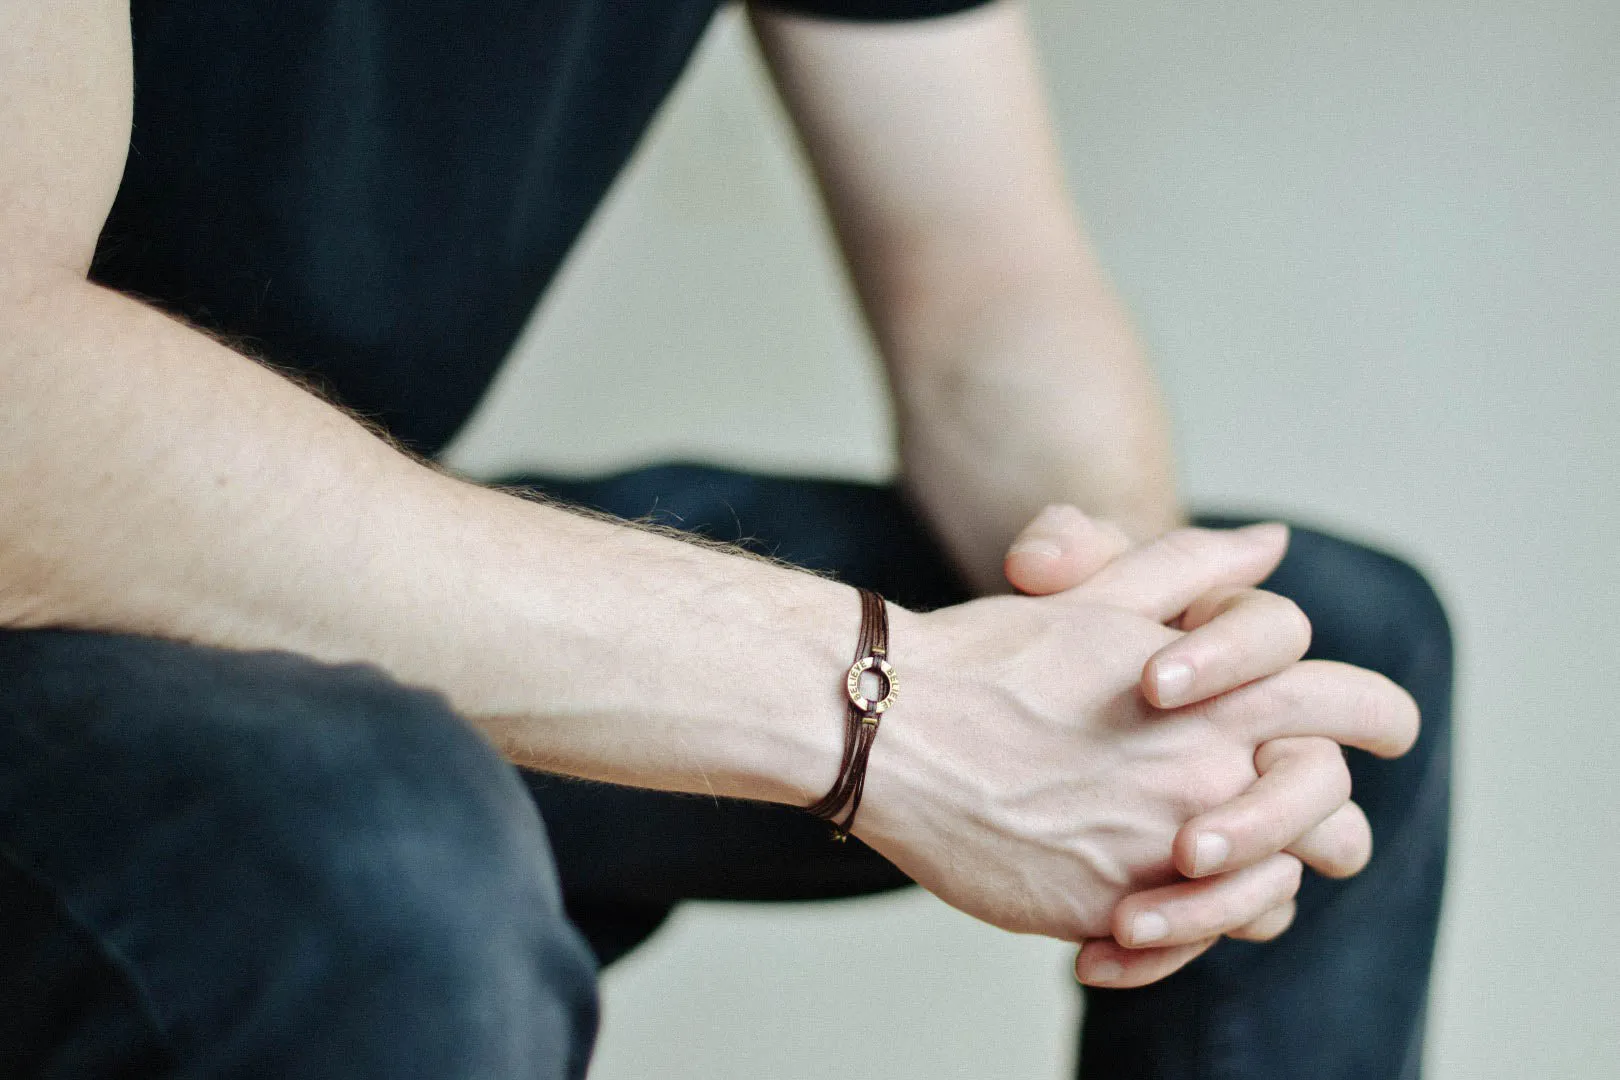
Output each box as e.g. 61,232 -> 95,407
93,0 -> 988,454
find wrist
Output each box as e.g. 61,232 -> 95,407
727,574 -> 872,810
768,589 -> 937,839
455,496 -> 860,807
892,357 -> 1183,590
840,603 -> 970,850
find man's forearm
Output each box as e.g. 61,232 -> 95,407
0,280 -> 850,803
750,0 -> 1181,594
883,252 -> 1184,594
0,282 -> 1417,967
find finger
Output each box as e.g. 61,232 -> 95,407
1172,736 -> 1350,878
1073,523 -> 1289,623
1110,853 -> 1304,949
1004,504 -> 1132,596
1142,587 -> 1313,708
1075,937 -> 1219,989
1287,799 -> 1373,879
1228,899 -> 1297,942
1206,659 -> 1421,759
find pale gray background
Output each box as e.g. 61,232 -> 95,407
443,1 -> 1620,1076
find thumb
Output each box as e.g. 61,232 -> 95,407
1004,505 -> 1132,596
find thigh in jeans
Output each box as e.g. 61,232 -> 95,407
0,629 -> 598,1080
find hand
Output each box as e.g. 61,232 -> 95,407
1003,505 -> 1383,987
851,517 -> 1417,974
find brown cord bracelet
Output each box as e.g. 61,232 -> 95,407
806,587 -> 897,840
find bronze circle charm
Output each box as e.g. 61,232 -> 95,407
845,654 -> 899,715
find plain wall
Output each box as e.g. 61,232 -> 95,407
444,2 -> 1620,1075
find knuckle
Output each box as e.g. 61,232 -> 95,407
1252,853 -> 1303,899
1310,811 -> 1372,878
1331,843 -> 1370,879
1178,775 -> 1227,816
1337,818 -> 1374,874
1273,595 -> 1314,650
1278,855 -> 1305,894
1181,587 -> 1233,628
1207,802 -> 1259,847
1199,894 -> 1238,935
1160,527 -> 1221,563
1236,918 -> 1280,943
1253,903 -> 1297,941
1258,673 -> 1310,722
1251,735 -> 1295,772
1222,677 -> 1301,745
1202,684 -> 1266,744
1319,749 -> 1355,805
1177,758 -> 1255,817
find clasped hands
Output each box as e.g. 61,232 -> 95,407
850,506 -> 1419,989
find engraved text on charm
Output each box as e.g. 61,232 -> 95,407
846,654 -> 899,716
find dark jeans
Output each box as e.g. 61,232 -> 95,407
0,465 -> 1451,1079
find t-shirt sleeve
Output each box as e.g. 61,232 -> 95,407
751,0 -> 996,21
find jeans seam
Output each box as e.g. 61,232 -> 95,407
0,839 -> 181,1069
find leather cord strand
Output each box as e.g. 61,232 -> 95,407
806,588 -> 891,839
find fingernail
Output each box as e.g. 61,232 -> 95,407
1153,660 -> 1195,705
1131,911 -> 1169,945
1008,538 -> 1063,559
1085,959 -> 1124,984
1193,832 -> 1230,876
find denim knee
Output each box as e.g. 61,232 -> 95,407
1224,522 -> 1455,877
1274,525 -> 1453,706
1193,516 -> 1453,706
0,630 -> 598,1079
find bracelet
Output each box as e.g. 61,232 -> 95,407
806,587 -> 898,840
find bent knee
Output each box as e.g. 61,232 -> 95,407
0,630 -> 595,1067
0,628 -> 566,904
8,631 -> 517,810
1254,526 -> 1453,692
